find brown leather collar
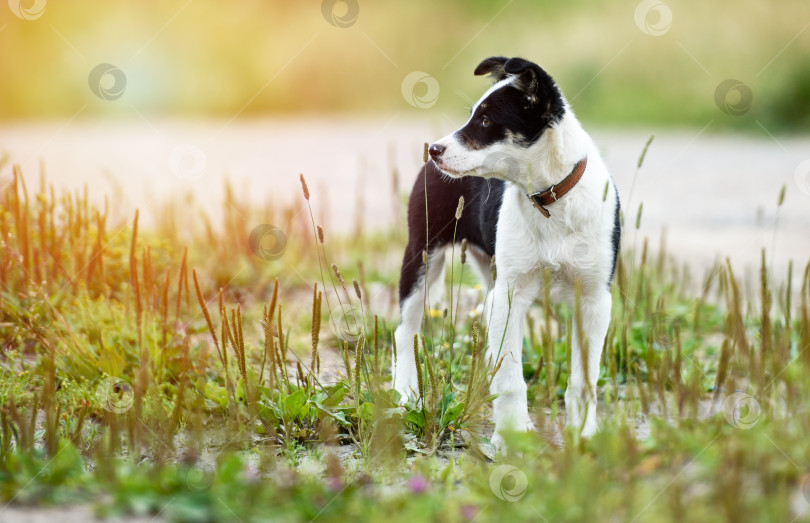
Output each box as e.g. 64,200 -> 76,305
528,157 -> 587,218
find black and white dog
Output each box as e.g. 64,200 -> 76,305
392,56 -> 620,450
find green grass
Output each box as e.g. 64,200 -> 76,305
1,156 -> 810,522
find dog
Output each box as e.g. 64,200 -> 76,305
392,56 -> 621,451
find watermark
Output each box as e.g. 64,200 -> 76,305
401,71 -> 440,109
483,151 -> 520,180
489,464 -> 528,502
794,160 -> 810,197
321,0 -> 359,28
649,311 -> 672,347
88,63 -> 127,101
169,144 -> 207,181
561,231 -> 601,271
8,0 -> 46,20
334,306 -> 363,342
95,376 -> 134,414
248,224 -> 287,261
722,391 -> 761,429
177,466 -> 214,492
714,79 -> 753,116
634,0 -> 672,36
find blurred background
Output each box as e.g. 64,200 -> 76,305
3,0 -> 810,127
1,0 -> 809,271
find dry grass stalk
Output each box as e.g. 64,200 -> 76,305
192,270 -> 225,368
341,341 -> 353,384
311,283 -> 322,376
176,246 -> 188,321
354,335 -> 365,394
413,334 -> 424,400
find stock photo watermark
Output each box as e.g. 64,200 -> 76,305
248,224 -> 288,261
794,160 -> 810,197
178,466 -> 215,493
714,79 -> 753,116
401,71 -> 440,109
95,376 -> 135,414
169,143 -> 207,181
88,63 -> 127,101
8,0 -> 46,20
649,311 -> 673,348
334,306 -> 363,342
489,465 -> 528,502
321,0 -> 359,28
722,392 -> 761,429
634,0 -> 672,36
561,231 -> 603,272
483,151 -> 521,180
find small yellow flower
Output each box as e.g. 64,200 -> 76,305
428,309 -> 443,318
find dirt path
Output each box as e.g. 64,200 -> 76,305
1,117 -> 808,278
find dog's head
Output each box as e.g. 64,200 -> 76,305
429,56 -> 565,183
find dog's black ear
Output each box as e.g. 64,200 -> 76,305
503,58 -> 550,97
474,56 -> 509,81
504,57 -> 565,119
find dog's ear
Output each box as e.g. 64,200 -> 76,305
474,56 -> 509,81
503,57 -> 558,105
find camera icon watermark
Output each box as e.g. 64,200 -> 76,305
95,377 -> 135,414
715,79 -> 753,116
401,71 -> 440,109
248,224 -> 287,261
334,306 -> 364,342
794,160 -> 810,197
649,311 -> 673,348
634,0 -> 672,36
722,392 -> 761,429
560,231 -> 602,272
483,151 -> 521,180
88,63 -> 127,101
177,466 -> 214,493
321,0 -> 359,28
489,464 -> 528,502
169,144 -> 207,181
8,0 -> 46,20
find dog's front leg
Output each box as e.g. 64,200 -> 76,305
392,291 -> 424,404
486,279 -> 537,452
565,290 -> 612,437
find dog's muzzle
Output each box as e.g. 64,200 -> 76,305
428,143 -> 446,161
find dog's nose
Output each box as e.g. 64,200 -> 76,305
428,143 -> 446,160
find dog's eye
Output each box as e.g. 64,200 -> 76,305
481,115 -> 491,127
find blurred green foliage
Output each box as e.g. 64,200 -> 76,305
0,0 -> 808,130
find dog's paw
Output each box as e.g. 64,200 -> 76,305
579,417 -> 599,439
492,418 -> 535,456
394,385 -> 419,406
392,370 -> 420,406
492,432 -> 506,455
565,403 -> 598,438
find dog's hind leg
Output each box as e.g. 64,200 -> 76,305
393,245 -> 447,403
565,289 -> 612,437
466,245 -> 495,326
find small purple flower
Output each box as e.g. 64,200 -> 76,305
460,504 -> 478,520
407,474 -> 428,494
327,476 -> 342,492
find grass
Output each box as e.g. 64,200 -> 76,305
1,148 -> 810,522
